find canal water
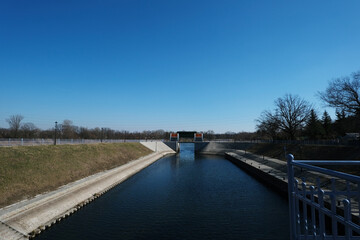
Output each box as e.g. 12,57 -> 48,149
36,143 -> 289,240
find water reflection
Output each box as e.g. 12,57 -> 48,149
179,143 -> 195,160
173,143 -> 195,169
36,147 -> 289,240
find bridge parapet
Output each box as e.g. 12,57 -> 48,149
169,131 -> 203,142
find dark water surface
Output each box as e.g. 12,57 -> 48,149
36,143 -> 289,240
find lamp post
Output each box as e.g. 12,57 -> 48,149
54,121 -> 58,145
101,128 -> 104,143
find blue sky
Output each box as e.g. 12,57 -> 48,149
1,0 -> 360,133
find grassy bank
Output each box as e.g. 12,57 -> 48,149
247,143 -> 360,175
0,143 -> 152,208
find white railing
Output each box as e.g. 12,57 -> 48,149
261,139 -> 345,146
287,154 -> 360,239
0,138 -> 163,147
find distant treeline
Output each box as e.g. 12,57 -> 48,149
0,118 -> 170,140
0,117 -> 257,141
3,70 -> 359,143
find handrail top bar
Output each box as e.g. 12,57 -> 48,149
293,162 -> 360,183
294,160 -> 360,165
286,153 -> 360,240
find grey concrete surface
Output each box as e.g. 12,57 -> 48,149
0,142 -> 175,240
225,151 -> 288,194
162,141 -> 179,152
195,142 -> 255,154
141,141 -> 175,152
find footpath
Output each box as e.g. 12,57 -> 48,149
0,142 -> 175,240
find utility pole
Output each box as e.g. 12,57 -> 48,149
101,128 -> 104,143
54,121 -> 58,145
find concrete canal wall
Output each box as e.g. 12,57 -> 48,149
163,141 -> 289,195
163,141 -> 179,152
0,142 -> 175,240
224,150 -> 356,195
195,142 -> 254,154
2,141 -> 355,239
225,151 -> 289,195
224,150 -> 359,222
162,141 -> 255,154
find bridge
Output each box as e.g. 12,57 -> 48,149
169,131 -> 204,142
164,140 -> 254,154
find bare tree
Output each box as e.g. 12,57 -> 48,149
318,71 -> 360,115
21,122 -> 39,138
256,110 -> 280,141
205,130 -> 215,140
274,94 -> 312,140
60,119 -> 77,139
6,114 -> 24,138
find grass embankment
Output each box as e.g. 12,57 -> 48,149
247,143 -> 360,175
0,143 -> 152,208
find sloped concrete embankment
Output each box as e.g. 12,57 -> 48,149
162,141 -> 179,152
0,142 -> 175,240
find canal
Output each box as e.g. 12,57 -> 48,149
36,143 -> 289,239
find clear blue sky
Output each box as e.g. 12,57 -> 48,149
1,0 -> 360,133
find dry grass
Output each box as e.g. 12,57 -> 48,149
0,143 -> 152,208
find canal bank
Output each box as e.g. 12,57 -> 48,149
224,150 -> 360,222
194,143 -> 360,223
0,142 -> 175,240
3,141 -> 356,239
34,143 -> 290,240
225,151 -> 289,195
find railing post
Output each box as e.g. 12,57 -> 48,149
330,179 -> 338,237
287,154 -> 296,240
302,182 -> 308,238
343,199 -> 352,240
310,186 -> 317,237
319,189 -> 326,239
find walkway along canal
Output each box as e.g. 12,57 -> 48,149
35,143 -> 289,240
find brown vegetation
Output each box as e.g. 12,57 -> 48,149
0,143 -> 152,208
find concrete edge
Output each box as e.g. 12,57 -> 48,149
225,151 -> 360,223
225,152 -> 289,195
196,151 -> 225,156
0,147 -> 174,240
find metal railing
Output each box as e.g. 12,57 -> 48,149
287,154 -> 360,239
0,138 -> 162,147
261,139 -> 348,146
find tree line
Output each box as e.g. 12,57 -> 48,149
0,118 -> 171,140
256,70 -> 360,142
0,117 -> 257,141
3,70 -> 358,142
